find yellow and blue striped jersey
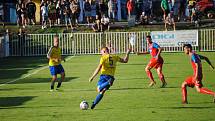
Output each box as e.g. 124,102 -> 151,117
100,54 -> 121,76
47,46 -> 62,66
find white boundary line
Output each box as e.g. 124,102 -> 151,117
0,56 -> 75,87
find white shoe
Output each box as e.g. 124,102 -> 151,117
148,82 -> 156,87
50,89 -> 54,92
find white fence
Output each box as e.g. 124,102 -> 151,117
8,29 -> 215,56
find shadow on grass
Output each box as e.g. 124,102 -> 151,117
0,57 -> 47,81
0,96 -> 36,108
12,77 -> 79,84
0,56 -> 71,81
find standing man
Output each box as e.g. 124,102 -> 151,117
137,35 -> 167,88
182,44 -> 215,104
26,0 -> 36,25
89,47 -> 131,109
47,35 -> 65,91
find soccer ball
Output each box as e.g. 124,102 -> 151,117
80,101 -> 89,110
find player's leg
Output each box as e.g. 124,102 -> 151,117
49,66 -> 57,91
91,76 -> 114,109
181,81 -> 188,104
195,85 -> 215,96
50,75 -> 57,91
156,66 -> 167,88
91,88 -> 107,109
97,78 -> 113,92
145,65 -> 156,87
57,72 -> 65,90
195,85 -> 215,103
56,65 -> 65,90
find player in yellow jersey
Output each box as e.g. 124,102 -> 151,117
47,35 -> 65,91
89,47 -> 131,109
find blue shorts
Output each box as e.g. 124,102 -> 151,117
97,75 -> 115,90
49,64 -> 65,76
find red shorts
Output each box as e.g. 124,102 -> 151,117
185,76 -> 203,88
147,57 -> 164,69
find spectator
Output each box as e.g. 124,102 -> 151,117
64,6 -> 72,30
108,0 -> 116,24
84,0 -> 92,26
99,0 -> 108,17
92,15 -> 101,32
56,0 -> 62,24
120,0 -> 127,19
178,0 -> 186,21
172,0 -> 180,21
26,0 -> 36,25
70,0 -> 79,30
17,28 -> 26,56
141,0 -> 152,23
74,0 -> 80,26
161,0 -> 170,22
41,2 -> 48,29
135,0 -> 143,22
165,10 -> 176,31
127,0 -> 135,19
48,1 -> 57,27
16,0 -> 22,26
91,0 -> 97,21
0,3 -> 4,26
20,3 -> 27,28
100,14 -> 110,31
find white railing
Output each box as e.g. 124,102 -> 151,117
199,29 -> 215,51
8,29 -> 215,56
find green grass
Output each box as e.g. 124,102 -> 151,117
0,53 -> 215,121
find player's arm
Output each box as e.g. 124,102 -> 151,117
47,47 -> 53,59
47,47 -> 59,62
194,62 -> 200,83
119,48 -> 131,63
155,47 -> 162,58
89,64 -> 102,82
198,54 -> 214,69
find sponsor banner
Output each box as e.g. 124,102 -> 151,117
151,30 -> 198,47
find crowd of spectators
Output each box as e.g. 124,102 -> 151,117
13,0 -> 214,31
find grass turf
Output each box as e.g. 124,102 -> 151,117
0,52 -> 215,121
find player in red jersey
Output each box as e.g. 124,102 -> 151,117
137,35 -> 167,87
182,44 -> 215,104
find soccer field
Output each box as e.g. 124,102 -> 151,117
0,52 -> 215,121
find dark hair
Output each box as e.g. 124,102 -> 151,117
146,35 -> 151,39
183,44 -> 192,50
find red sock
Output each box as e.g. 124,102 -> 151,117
146,71 -> 154,82
199,88 -> 215,95
182,87 -> 187,102
159,73 -> 164,81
